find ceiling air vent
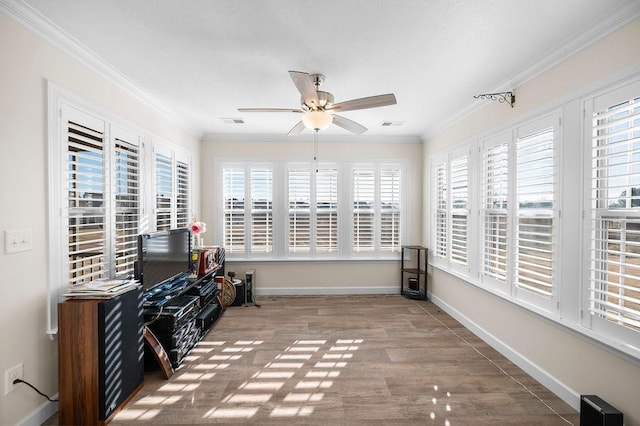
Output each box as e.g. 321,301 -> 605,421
382,121 -> 405,127
220,118 -> 245,124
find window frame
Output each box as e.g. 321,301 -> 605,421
583,79 -> 640,347
153,142 -> 193,231
216,158 -> 407,261
431,112 -> 561,314
47,83 -> 194,334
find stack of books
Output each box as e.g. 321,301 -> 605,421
63,278 -> 139,299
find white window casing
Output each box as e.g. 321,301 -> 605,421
584,79 -> 640,347
218,159 -> 406,260
47,84 -> 193,334
480,132 -> 510,294
513,113 -> 560,313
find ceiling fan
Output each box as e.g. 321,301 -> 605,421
238,71 -> 397,135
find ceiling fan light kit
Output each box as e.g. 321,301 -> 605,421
238,70 -> 397,134
302,110 -> 333,130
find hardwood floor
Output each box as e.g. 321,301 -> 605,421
49,295 -> 580,425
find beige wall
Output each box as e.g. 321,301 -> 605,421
423,17 -> 640,424
0,12 -> 200,425
201,137 -> 423,292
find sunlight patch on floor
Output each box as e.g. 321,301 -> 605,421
114,408 -> 161,420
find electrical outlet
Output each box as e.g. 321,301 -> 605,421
4,363 -> 23,395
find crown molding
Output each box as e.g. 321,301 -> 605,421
422,2 -> 640,142
202,133 -> 423,144
0,0 -> 203,139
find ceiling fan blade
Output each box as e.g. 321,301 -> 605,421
288,121 -> 306,136
332,114 -> 367,134
289,70 -> 319,107
238,108 -> 303,113
328,93 -> 396,112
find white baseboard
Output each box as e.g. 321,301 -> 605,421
19,398 -> 58,426
255,286 -> 398,296
428,292 -> 581,411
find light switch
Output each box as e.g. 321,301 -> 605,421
4,229 -> 32,254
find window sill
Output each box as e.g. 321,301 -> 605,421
225,256 -> 401,263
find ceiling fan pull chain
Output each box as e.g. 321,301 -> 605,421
314,130 -> 319,173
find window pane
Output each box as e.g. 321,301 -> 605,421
114,139 -> 140,275
590,95 -> 640,331
223,167 -> 245,253
176,160 -> 190,228
516,127 -> 555,296
482,141 -> 509,282
450,155 -> 468,266
251,168 -> 273,254
289,168 -> 311,253
353,167 -> 375,252
66,120 -> 106,285
434,161 -> 447,260
316,167 -> 339,253
483,213 -> 508,281
380,168 -> 401,252
156,153 -> 173,231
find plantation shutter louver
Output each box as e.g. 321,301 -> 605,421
223,166 -> 245,253
251,167 -> 273,254
450,154 -> 469,266
288,167 -> 311,253
155,152 -> 173,231
113,136 -> 140,275
482,139 -> 509,282
380,167 -> 401,252
66,118 -> 107,285
589,88 -> 640,332
353,166 -> 375,252
176,159 -> 190,228
433,159 -> 448,260
516,126 -> 555,296
316,166 -> 339,253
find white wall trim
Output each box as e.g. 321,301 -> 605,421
203,133 -> 422,144
428,292 -> 581,411
18,398 -> 58,426
0,0 -> 201,139
256,286 -> 398,296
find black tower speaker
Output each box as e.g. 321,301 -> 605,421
580,395 -> 623,426
98,288 -> 145,420
231,280 -> 245,306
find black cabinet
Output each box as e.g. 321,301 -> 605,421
401,245 -> 428,300
143,248 -> 226,372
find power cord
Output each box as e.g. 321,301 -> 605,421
12,379 -> 58,402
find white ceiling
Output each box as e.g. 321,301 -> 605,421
14,0 -> 640,139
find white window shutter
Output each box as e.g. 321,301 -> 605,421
316,166 -> 339,254
155,152 -> 173,231
380,167 -> 401,252
450,153 -> 469,266
588,87 -> 640,332
176,159 -> 190,228
353,166 -> 375,253
288,166 -> 311,253
223,166 -> 245,253
112,132 -> 140,276
481,137 -> 509,283
515,126 -> 555,296
66,116 -> 108,286
250,166 -> 273,254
